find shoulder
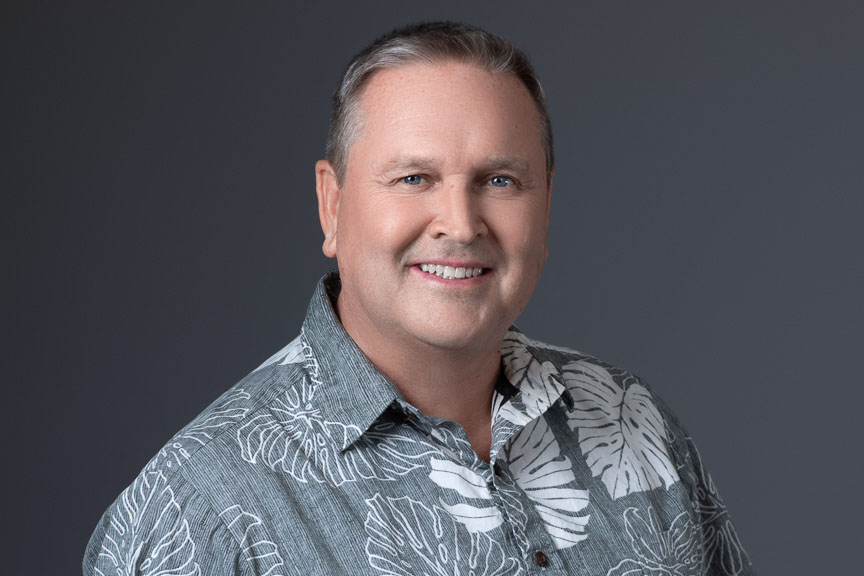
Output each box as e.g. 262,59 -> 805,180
508,331 -> 756,573
84,334 -> 310,575
505,329 -> 649,393
507,329 -> 691,456
172,335 -> 309,462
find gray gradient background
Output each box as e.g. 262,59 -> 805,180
3,1 -> 862,573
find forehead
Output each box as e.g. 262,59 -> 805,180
348,61 -> 544,171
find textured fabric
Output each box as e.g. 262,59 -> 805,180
83,273 -> 755,575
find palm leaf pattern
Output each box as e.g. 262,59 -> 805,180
97,459 -> 200,576
426,428 -> 508,535
219,505 -> 286,576
501,416 -> 590,550
562,360 -> 679,499
179,388 -> 251,446
606,506 -> 701,576
237,380 -> 436,485
498,332 -> 567,427
364,494 -> 523,576
683,439 -> 751,575
429,458 -> 504,534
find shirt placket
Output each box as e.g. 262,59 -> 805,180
489,451 -> 576,575
415,413 -> 573,575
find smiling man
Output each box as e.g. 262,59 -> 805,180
315,58 -> 551,461
84,22 -> 754,575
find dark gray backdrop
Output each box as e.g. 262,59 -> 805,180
3,1 -> 862,573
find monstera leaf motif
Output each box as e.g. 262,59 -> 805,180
429,458 -> 504,534
219,505 -> 286,576
562,361 -> 679,499
97,463 -> 200,576
237,381 -> 435,485
499,332 -> 566,426
606,507 -> 702,576
683,440 -> 751,575
502,416 -> 590,550
179,388 -> 251,446
364,494 -> 523,576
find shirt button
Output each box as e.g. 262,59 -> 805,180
533,550 -> 549,567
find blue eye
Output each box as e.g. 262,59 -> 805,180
402,175 -> 423,185
489,176 -> 513,187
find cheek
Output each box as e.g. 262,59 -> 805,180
339,196 -> 388,247
496,202 -> 548,252
371,200 -> 428,252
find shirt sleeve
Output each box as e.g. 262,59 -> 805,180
655,392 -> 757,576
82,460 -> 244,576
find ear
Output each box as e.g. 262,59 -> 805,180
544,168 -> 554,259
315,159 -> 341,258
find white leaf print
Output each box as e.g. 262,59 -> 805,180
424,427 -> 529,554
97,464 -> 200,576
606,507 -> 702,576
503,416 -> 589,549
429,459 -> 491,500
683,440 -> 751,575
364,494 -> 522,576
429,458 -> 504,534
563,361 -> 679,499
157,442 -> 192,471
499,332 -> 566,426
255,334 -> 305,372
219,505 -> 286,576
237,382 -> 435,485
179,388 -> 250,446
438,502 -> 503,534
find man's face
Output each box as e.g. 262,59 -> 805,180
317,61 -> 551,356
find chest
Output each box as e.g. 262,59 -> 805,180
207,413 -> 701,576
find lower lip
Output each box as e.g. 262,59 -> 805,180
411,265 -> 491,285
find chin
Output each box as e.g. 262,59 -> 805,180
411,322 -> 502,353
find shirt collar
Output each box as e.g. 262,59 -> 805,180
501,329 -> 574,419
487,329 -> 574,458
299,272 -> 574,453
300,272 -> 403,452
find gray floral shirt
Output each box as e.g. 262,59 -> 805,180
83,273 -> 754,575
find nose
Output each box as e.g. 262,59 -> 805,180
428,180 -> 488,244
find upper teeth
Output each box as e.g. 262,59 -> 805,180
419,264 -> 484,279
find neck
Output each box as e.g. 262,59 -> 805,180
386,343 -> 500,427
337,302 -> 500,462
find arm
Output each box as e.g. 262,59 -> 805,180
82,459 -> 243,576
654,392 -> 756,576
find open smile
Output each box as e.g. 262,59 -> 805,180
417,263 -> 487,280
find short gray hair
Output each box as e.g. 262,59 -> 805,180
325,21 -> 554,185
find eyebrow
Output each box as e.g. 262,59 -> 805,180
482,155 -> 531,174
378,156 -> 438,175
378,155 -> 532,175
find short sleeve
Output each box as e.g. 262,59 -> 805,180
653,390 -> 757,576
82,459 -> 243,576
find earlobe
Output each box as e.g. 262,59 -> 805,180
315,160 -> 341,258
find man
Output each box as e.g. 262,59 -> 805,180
84,22 -> 754,575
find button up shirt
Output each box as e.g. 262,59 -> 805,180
84,273 -> 754,575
